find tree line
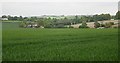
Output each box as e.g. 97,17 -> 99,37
2,11 -> 120,21
1,11 -> 120,28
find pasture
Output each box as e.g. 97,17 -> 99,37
2,22 -> 118,61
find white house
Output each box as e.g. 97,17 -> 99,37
2,18 -> 8,20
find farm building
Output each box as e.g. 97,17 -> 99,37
1,18 -> 8,20
27,23 -> 39,28
26,23 -> 38,28
22,21 -> 44,28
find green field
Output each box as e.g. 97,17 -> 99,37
2,22 -> 118,61
0,22 -> 2,62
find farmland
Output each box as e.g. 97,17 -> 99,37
0,22 -> 2,62
2,22 -> 118,61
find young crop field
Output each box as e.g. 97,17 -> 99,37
2,22 -> 118,61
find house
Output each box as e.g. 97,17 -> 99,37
32,23 -> 39,28
25,21 -> 44,28
111,19 -> 114,20
40,26 -> 44,28
26,24 -> 32,28
2,18 -> 8,20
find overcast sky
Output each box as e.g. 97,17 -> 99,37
0,0 -> 119,16
0,0 -> 119,2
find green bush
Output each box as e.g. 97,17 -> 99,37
69,26 -> 74,28
105,22 -> 114,28
19,22 -> 26,28
94,21 -> 100,28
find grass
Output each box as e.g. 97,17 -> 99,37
1,20 -> 22,23
2,22 -> 118,61
0,22 -> 2,62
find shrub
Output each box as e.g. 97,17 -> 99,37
94,21 -> 100,28
100,24 -> 105,27
79,25 -> 89,28
79,21 -> 89,28
105,22 -> 114,28
54,24 -> 65,28
69,26 -> 74,28
44,24 -> 54,28
19,22 -> 26,28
